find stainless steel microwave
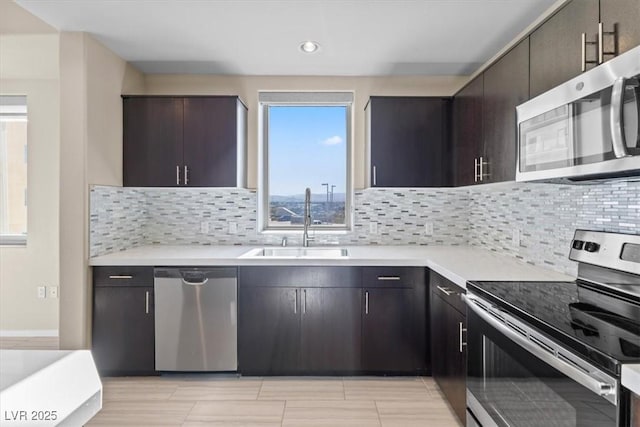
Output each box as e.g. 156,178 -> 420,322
516,45 -> 640,183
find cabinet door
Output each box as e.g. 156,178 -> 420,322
362,288 -> 414,372
370,97 -> 450,187
92,286 -> 155,375
529,0 -> 599,98
430,290 -> 447,384
448,306 -> 467,425
453,76 -> 483,186
123,97 -> 183,187
238,287 -> 301,374
183,97 -> 239,187
600,0 -> 640,58
482,39 -> 530,183
301,288 -> 362,372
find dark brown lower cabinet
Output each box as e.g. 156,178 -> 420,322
238,287 -> 301,375
238,266 -> 426,375
431,273 -> 467,425
361,288 -> 415,373
92,267 -> 155,375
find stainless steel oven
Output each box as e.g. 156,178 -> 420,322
516,45 -> 640,182
465,230 -> 640,427
466,293 -> 621,427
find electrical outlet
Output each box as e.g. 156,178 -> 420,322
512,228 -> 521,247
228,222 -> 238,234
369,221 -> 378,234
48,286 -> 58,299
200,221 -> 209,234
424,222 -> 434,236
37,286 -> 46,299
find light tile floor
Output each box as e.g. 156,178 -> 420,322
88,376 -> 462,426
0,338 -> 461,426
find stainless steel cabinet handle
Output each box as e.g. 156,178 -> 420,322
303,289 -> 307,314
474,158 -> 479,182
108,275 -> 132,279
377,276 -> 400,281
372,165 -> 377,186
145,291 -> 150,314
294,289 -> 298,314
598,22 -> 617,64
459,321 -> 467,352
176,165 -> 180,185
365,291 -> 369,314
581,32 -> 598,72
437,285 -> 454,296
184,165 -> 189,185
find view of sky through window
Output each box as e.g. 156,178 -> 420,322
268,105 -> 347,227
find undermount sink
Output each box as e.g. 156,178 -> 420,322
241,247 -> 349,259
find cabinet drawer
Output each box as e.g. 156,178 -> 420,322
239,266 -> 361,288
430,270 -> 465,313
363,267 -> 425,288
94,266 -> 154,287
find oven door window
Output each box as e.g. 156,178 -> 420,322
467,309 -> 618,427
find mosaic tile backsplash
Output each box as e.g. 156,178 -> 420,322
90,180 -> 640,276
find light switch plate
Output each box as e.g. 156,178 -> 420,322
48,286 -> 58,299
424,222 -> 434,236
228,222 -> 238,234
200,221 -> 209,234
512,228 -> 521,247
369,221 -> 378,234
37,286 -> 46,299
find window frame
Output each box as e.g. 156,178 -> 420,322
258,91 -> 354,233
0,95 -> 28,246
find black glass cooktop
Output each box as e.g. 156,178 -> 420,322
467,280 -> 640,375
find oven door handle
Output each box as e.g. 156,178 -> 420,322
465,294 -> 618,405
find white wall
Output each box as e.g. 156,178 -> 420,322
0,33 -> 60,334
59,32 -> 145,349
145,75 -> 466,190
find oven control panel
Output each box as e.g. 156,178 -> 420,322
570,230 -> 640,275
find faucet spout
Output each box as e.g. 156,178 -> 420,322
303,188 -> 313,247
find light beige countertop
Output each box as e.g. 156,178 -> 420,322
89,245 -> 573,289
622,364 -> 640,396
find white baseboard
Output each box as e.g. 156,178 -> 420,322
0,329 -> 59,337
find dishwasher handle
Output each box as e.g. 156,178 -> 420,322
180,271 -> 209,286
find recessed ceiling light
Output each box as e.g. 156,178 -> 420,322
300,41 -> 320,53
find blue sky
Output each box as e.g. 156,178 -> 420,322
269,105 -> 347,196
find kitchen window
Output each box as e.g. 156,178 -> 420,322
0,96 -> 28,245
258,92 -> 353,232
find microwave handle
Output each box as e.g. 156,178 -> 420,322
610,77 -> 638,158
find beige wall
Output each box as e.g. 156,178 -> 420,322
59,32 -> 144,349
145,75 -> 466,189
0,34 -> 60,333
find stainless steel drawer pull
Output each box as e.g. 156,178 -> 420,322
108,275 -> 133,279
437,285 -> 454,296
365,291 -> 369,314
294,289 -> 298,314
184,165 -> 189,185
176,165 -> 180,185
459,321 -> 467,353
145,291 -> 150,314
303,289 -> 307,314
372,165 -> 377,186
377,276 -> 400,281
474,158 -> 479,182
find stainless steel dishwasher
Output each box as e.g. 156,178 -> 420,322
154,267 -> 237,372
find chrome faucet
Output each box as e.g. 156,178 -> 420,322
302,187 -> 314,247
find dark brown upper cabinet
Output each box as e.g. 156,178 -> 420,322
600,0 -> 640,58
452,76 -> 483,187
482,39 -> 530,183
530,0 -> 639,98
123,96 -> 247,187
366,97 -> 451,188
